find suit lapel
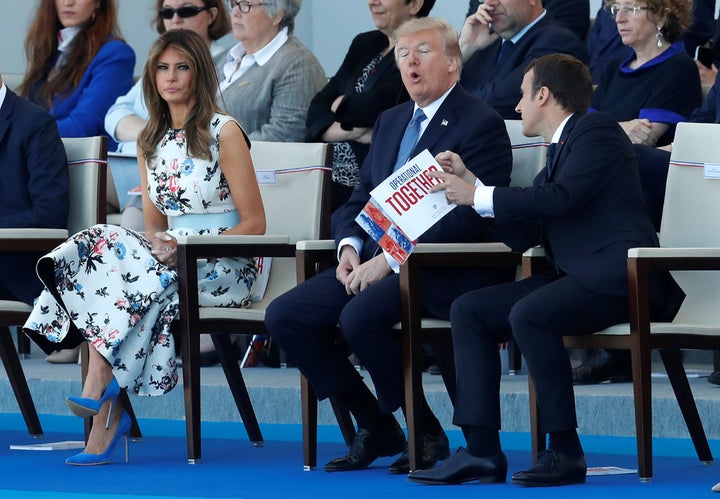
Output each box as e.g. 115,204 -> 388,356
546,113 -> 581,181
412,85 -> 463,157
0,90 -> 15,147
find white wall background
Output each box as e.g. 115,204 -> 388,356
1,0 -> 604,78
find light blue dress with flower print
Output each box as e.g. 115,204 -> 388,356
23,113 -> 257,396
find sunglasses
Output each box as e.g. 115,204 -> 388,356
159,5 -> 209,20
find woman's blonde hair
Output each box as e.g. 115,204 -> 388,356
138,29 -> 223,167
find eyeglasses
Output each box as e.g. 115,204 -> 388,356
605,4 -> 648,17
159,6 -> 209,20
227,0 -> 269,13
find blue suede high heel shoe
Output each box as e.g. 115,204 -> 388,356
66,378 -> 121,428
65,410 -> 131,466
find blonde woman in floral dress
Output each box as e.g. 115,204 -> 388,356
23,29 -> 265,465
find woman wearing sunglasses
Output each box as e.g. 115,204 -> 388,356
105,0 -> 231,157
19,0 -> 135,151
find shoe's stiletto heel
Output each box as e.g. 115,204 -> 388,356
66,378 -> 121,427
65,410 -> 131,466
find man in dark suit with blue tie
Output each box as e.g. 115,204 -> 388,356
407,54 -> 683,487
265,17 -> 513,474
460,0 -> 587,119
0,74 -> 68,304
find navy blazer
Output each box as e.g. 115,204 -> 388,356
492,112 -> 658,297
460,14 -> 588,119
0,88 -> 68,303
333,84 -> 512,261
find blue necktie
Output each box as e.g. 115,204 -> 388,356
497,40 -> 513,61
392,108 -> 427,171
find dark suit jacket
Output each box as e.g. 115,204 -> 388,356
460,14 -> 588,119
0,88 -> 68,303
492,112 -> 659,297
333,84 -> 512,262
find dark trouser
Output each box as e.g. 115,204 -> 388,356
265,265 -> 511,413
450,274 -> 629,434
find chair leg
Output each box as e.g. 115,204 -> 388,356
301,374 -> 318,470
403,325 -> 425,472
15,327 -> 31,359
528,375 -> 544,462
212,334 -> 263,446
659,349 -> 712,463
630,343 -> 653,480
181,327 -> 202,463
0,327 -> 42,436
508,340 -> 523,375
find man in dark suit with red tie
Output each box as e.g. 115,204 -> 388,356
460,0 -> 587,119
407,54 -> 683,487
0,73 -> 68,304
265,17 -> 513,475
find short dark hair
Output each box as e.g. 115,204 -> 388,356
525,54 -> 593,114
411,0 -> 436,18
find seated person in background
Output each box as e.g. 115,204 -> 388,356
104,0 -> 231,231
407,54 -> 683,488
459,0 -> 587,119
466,0 -> 591,42
590,0 -> 701,148
0,73 -> 69,305
19,0 -> 135,151
588,0 -> 716,83
307,0 -> 435,211
573,0 -> 701,386
265,17 -> 514,475
23,29 -> 266,466
220,0 -> 326,142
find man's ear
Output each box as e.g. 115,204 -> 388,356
536,86 -> 550,107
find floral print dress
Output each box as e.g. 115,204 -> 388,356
23,113 -> 258,396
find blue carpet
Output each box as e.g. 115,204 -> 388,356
0,413 -> 718,498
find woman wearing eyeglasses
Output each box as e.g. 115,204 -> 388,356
590,0 -> 701,147
19,0 -> 135,151
220,0 -> 326,142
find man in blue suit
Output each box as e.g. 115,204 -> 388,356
407,54 -> 683,487
459,0 -> 588,119
0,74 -> 68,305
265,17 -> 513,475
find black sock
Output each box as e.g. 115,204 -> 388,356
400,398 -> 443,437
548,429 -> 583,458
336,383 -> 389,432
462,425 -> 501,457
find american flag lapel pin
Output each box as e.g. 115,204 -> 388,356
441,119 -> 448,127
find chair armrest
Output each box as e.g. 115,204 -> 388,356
406,242 -> 519,268
296,239 -> 336,251
175,234 -> 293,259
628,247 -> 720,272
295,239 -> 337,283
0,228 -> 69,252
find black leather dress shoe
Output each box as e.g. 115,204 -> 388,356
387,430 -> 450,474
708,370 -> 720,385
324,423 -> 406,472
407,447 -> 507,485
511,449 -> 586,487
572,349 -> 632,385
